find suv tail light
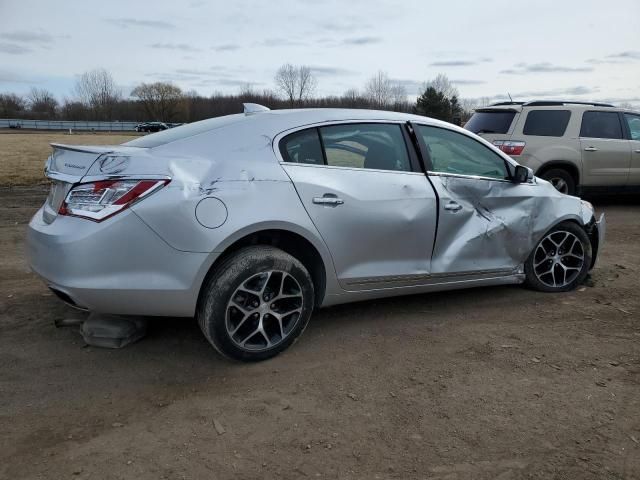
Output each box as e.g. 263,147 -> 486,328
493,140 -> 526,156
59,179 -> 169,222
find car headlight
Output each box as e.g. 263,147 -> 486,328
581,200 -> 594,211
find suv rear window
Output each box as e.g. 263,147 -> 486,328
523,110 -> 571,136
464,110 -> 516,134
580,111 -> 623,139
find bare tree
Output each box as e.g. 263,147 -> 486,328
0,93 -> 26,118
364,71 -> 394,108
27,88 -> 58,119
390,84 -> 408,105
423,73 -> 459,99
74,68 -> 122,120
131,82 -> 185,122
274,64 -> 317,106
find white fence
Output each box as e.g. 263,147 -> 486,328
0,118 -> 138,131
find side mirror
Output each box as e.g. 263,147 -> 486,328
513,165 -> 531,183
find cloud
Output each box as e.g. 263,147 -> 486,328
451,79 -> 486,85
0,70 -> 32,83
430,60 -> 476,67
342,36 -> 382,45
510,86 -> 599,97
150,43 -> 200,52
309,66 -> 357,76
607,51 -> 640,60
0,42 -> 31,55
501,62 -> 593,74
212,43 -> 241,52
107,18 -> 175,29
0,31 -> 54,43
391,79 -> 424,93
260,38 -> 304,47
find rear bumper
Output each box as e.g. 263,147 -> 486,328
27,207 -> 212,317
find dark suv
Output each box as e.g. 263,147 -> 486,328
135,122 -> 168,133
465,101 -> 640,195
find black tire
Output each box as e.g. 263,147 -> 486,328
540,168 -> 576,196
524,222 -> 592,292
197,246 -> 314,362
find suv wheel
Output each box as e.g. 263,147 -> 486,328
524,222 -> 592,292
197,246 -> 315,362
540,168 -> 576,195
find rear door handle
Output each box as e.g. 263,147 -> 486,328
312,195 -> 344,206
584,146 -> 599,152
444,201 -> 462,212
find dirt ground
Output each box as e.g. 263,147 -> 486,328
0,132 -> 140,186
1,187 -> 639,480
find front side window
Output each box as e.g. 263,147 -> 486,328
416,125 -> 509,180
523,110 -> 571,136
580,111 -> 623,139
624,113 -> 640,141
319,123 -> 411,172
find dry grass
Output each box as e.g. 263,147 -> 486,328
0,132 -> 141,186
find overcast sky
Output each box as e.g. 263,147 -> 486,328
1,0 -> 639,106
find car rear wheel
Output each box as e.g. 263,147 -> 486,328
524,222 -> 592,292
540,168 -> 576,195
197,246 -> 314,362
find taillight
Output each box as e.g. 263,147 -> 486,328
59,179 -> 169,222
493,140 -> 525,156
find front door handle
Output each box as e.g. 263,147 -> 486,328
584,146 -> 599,152
634,149 -> 640,153
444,201 -> 462,212
313,194 -> 344,206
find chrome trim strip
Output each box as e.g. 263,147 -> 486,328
427,171 -> 514,183
344,268 -> 517,286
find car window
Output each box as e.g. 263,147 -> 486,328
523,110 -> 571,136
416,125 -> 509,180
279,128 -> 324,165
580,111 -> 623,139
624,113 -> 640,141
319,123 -> 411,172
464,110 -> 516,134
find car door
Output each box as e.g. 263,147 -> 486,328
579,111 -> 631,186
412,123 -> 538,275
278,122 -> 438,291
623,112 -> 640,185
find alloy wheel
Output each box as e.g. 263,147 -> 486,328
549,177 -> 569,194
225,270 -> 304,352
533,230 -> 585,288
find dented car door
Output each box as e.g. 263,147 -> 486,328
413,124 -> 536,274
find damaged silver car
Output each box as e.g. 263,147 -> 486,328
27,105 -> 605,361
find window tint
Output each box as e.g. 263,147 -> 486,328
319,123 -> 411,171
580,111 -> 623,139
523,110 -> 571,136
464,110 -> 516,134
624,113 -> 640,141
416,125 -> 508,180
279,128 -> 324,165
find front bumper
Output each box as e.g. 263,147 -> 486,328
27,207 -> 212,317
589,213 -> 606,270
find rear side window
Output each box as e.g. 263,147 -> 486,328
279,129 -> 324,165
523,110 -> 571,136
464,110 -> 516,134
319,123 -> 411,171
580,111 -> 623,139
624,113 -> 640,140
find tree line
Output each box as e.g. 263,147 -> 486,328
0,66 -> 475,125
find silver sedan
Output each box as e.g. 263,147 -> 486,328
27,105 -> 605,361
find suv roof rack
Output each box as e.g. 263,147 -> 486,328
522,100 -> 615,108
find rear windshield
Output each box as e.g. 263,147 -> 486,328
124,114 -> 244,148
465,110 -> 516,134
523,110 -> 571,136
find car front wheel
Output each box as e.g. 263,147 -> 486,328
540,168 -> 576,195
524,222 -> 592,292
197,246 -> 314,362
